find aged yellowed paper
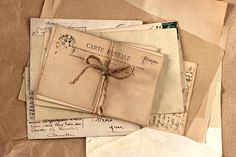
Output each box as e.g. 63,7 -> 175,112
34,22 -> 185,120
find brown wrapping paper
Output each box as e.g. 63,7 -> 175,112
0,0 -> 85,156
222,4 -> 236,157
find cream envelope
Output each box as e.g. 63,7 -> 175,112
87,128 -> 221,157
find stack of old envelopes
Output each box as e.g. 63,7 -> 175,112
18,0 -> 228,156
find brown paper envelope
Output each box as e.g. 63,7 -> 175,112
40,0 -> 224,133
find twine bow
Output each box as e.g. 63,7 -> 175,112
70,42 -> 131,115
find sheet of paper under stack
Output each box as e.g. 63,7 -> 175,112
17,2 -> 226,154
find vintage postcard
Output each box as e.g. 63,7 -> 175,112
36,26 -> 166,126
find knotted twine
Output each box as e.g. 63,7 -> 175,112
70,41 -> 131,115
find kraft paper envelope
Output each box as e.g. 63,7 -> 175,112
39,0 -> 225,133
87,128 -> 221,157
36,26 -> 166,126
